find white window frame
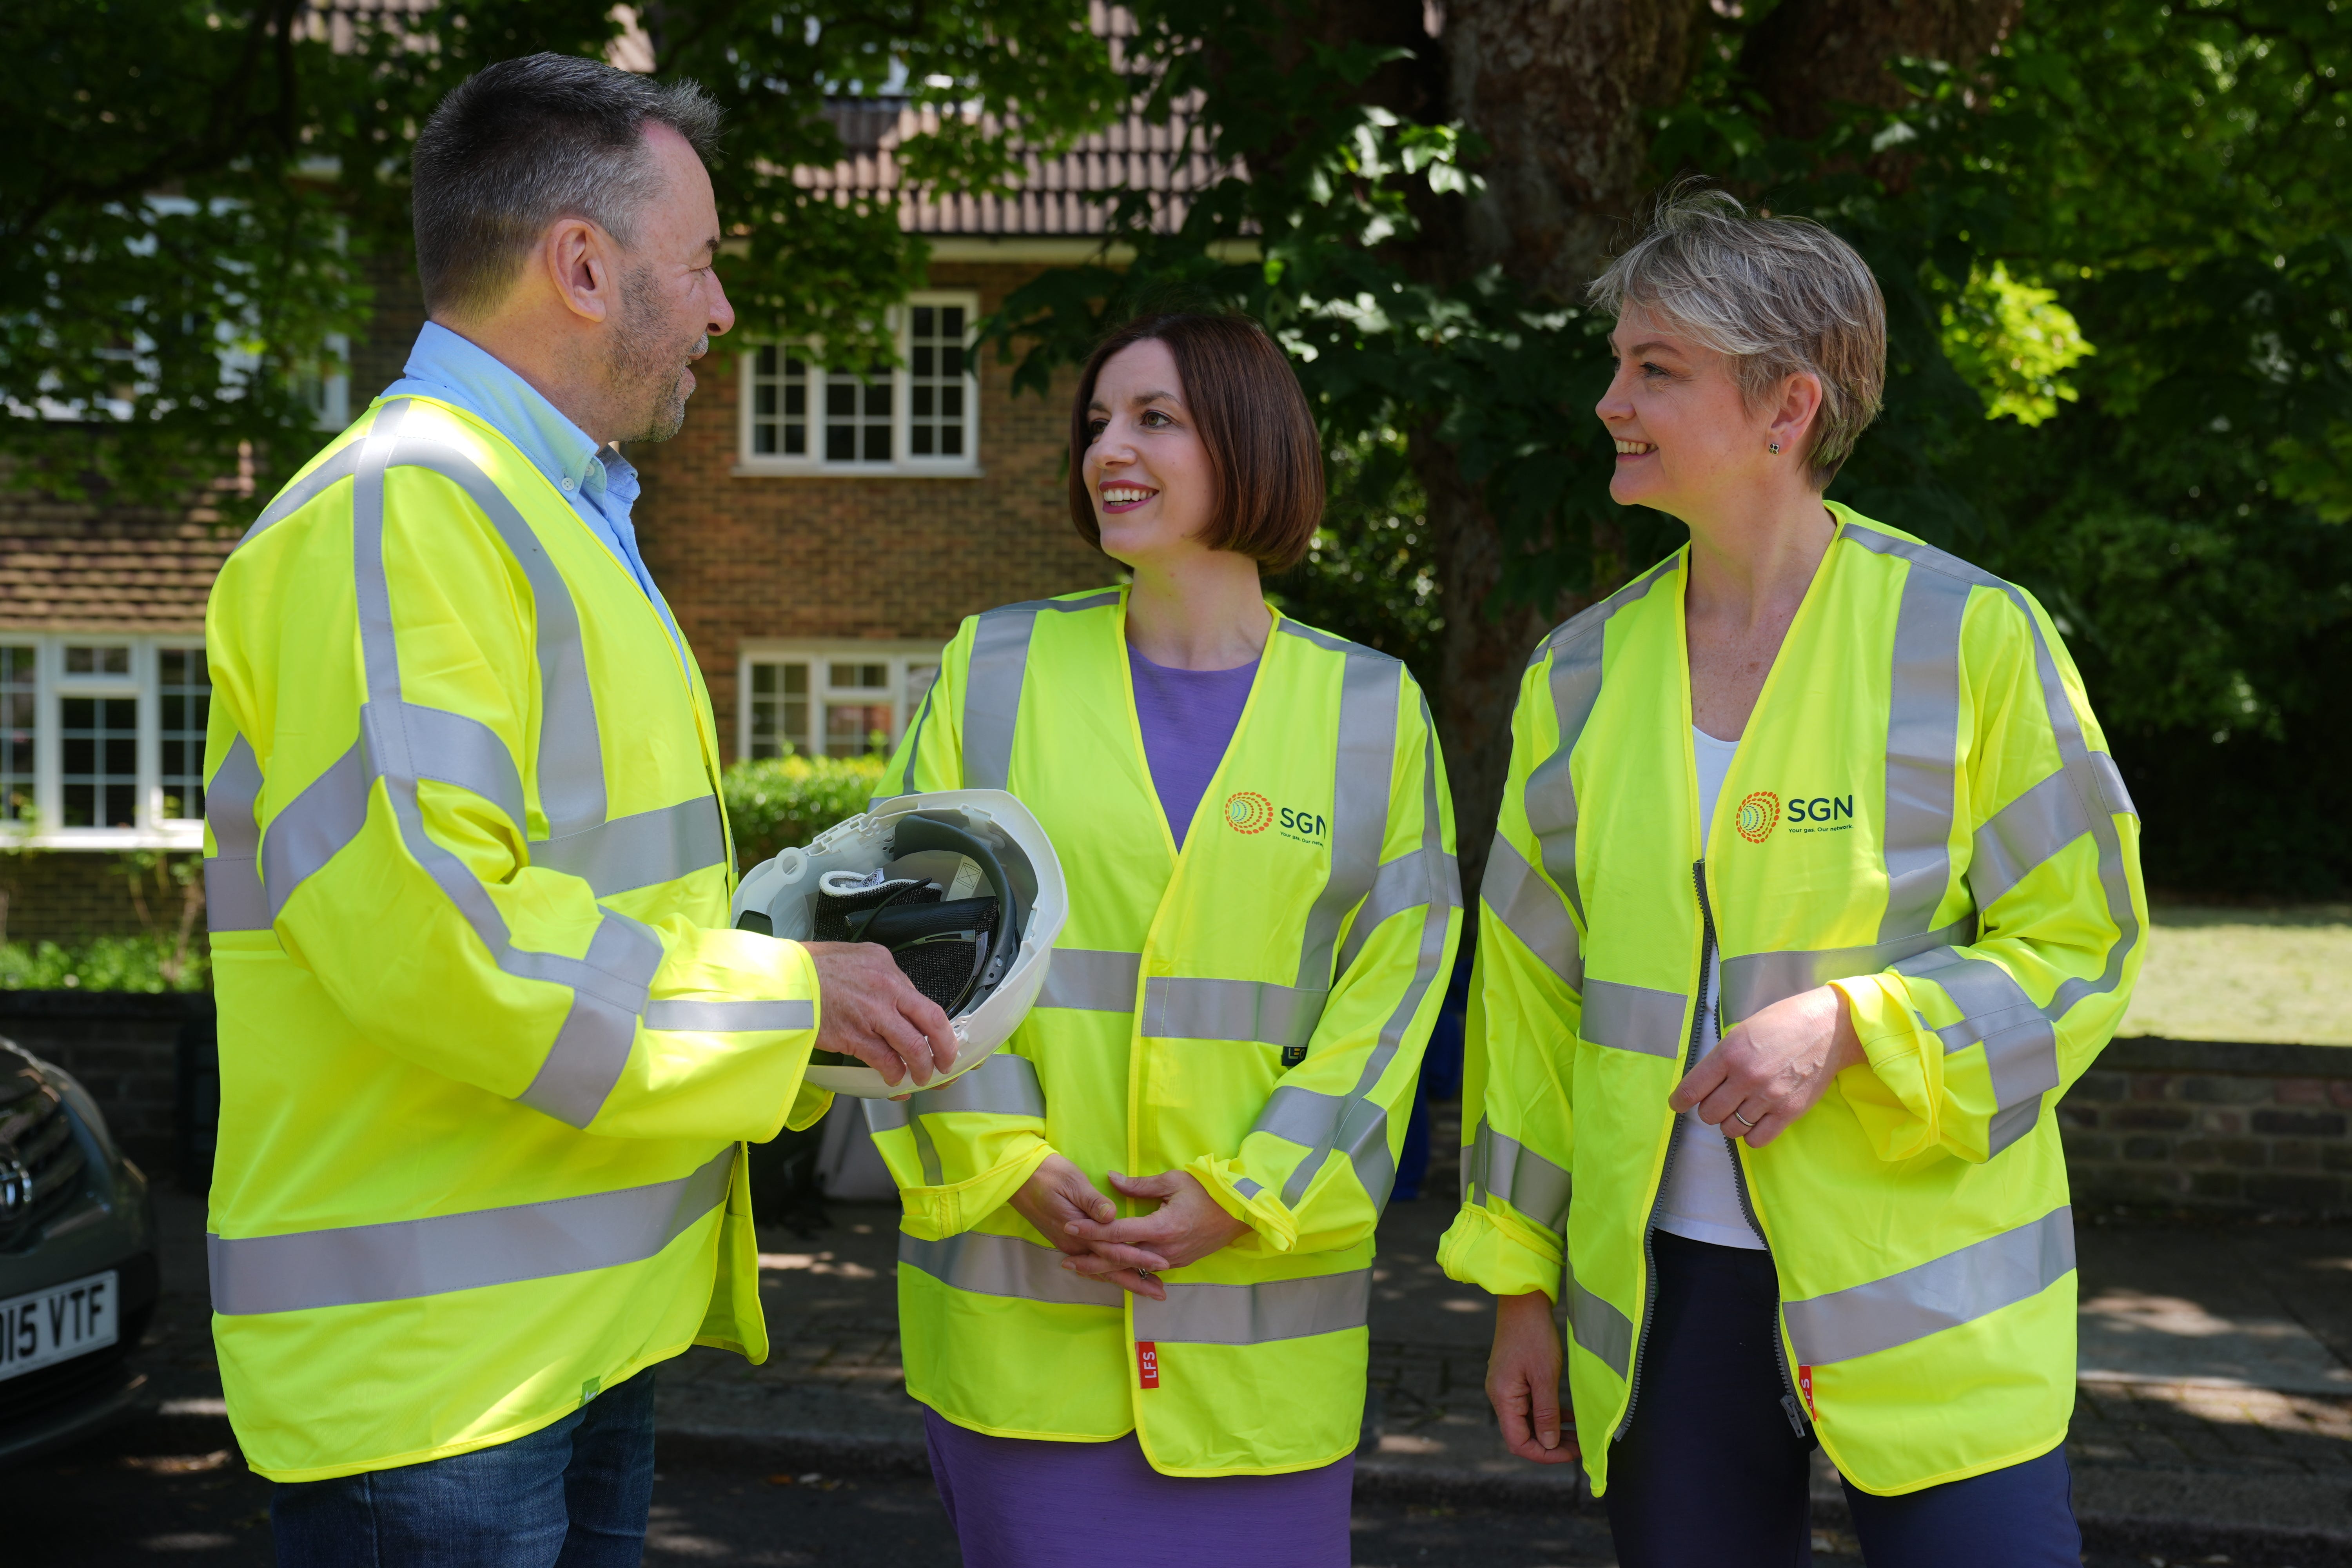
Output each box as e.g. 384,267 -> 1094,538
734,292 -> 982,478
0,633 -> 210,850
736,641 -> 944,762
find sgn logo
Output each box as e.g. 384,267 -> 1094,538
1225,792 -> 1329,845
1738,789 -> 1856,843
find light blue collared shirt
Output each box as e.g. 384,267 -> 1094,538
385,321 -> 661,603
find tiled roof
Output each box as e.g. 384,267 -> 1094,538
798,5 -> 1231,237
0,507 -> 231,633
800,101 -> 1228,237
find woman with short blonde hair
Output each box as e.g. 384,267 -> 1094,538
1443,188 -> 2143,1565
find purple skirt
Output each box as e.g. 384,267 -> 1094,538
922,1408 -> 1355,1568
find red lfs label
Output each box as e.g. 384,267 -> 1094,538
1136,1341 -> 1160,1390
1797,1365 -> 1817,1419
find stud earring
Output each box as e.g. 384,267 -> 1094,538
1768,441 -> 1781,455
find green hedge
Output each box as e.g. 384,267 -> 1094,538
722,756 -> 886,869
0,935 -> 210,993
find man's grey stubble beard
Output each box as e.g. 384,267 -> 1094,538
607,265 -> 705,445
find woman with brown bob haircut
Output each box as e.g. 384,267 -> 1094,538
871,309 -> 1462,1566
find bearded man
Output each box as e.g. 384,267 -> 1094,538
200,53 -> 956,1563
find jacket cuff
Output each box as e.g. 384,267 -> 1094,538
782,1082 -> 833,1136
1187,1155 -> 1299,1255
1437,1200 -> 1563,1302
1831,974 -> 1945,1161
896,1135 -> 1054,1241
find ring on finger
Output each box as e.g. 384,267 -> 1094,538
1733,1109 -> 1757,1128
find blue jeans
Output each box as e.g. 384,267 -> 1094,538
271,1367 -> 658,1568
1604,1232 -> 2080,1568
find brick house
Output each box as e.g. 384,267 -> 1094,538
0,98 -> 1213,944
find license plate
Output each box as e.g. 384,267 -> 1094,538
0,1269 -> 120,1383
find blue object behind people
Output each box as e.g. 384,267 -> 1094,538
1392,928 -> 1474,1202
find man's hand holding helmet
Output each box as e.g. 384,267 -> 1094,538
802,941 -> 959,1088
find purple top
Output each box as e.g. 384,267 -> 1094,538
1128,644 -> 1258,849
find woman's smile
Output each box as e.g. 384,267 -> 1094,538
1100,483 -> 1158,513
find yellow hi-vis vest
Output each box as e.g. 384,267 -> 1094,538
201,395 -> 830,1481
1439,505 -> 2145,1497
868,588 -> 1462,1475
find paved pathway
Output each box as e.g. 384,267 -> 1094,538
139,1170 -> 2352,1556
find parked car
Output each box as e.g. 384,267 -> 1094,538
0,1036 -> 159,1468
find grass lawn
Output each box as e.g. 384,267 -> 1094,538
2118,904 -> 2352,1045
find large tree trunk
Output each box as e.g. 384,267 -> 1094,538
1413,0 -> 1704,896
1397,0 -> 2018,897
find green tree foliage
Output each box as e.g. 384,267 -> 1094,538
2,0 -> 1120,514
989,0 -> 2352,895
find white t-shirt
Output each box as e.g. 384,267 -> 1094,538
1655,726 -> 1768,1251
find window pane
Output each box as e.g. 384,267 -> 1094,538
60,689 -> 138,827
907,299 -> 972,464
0,647 -> 31,821
825,703 -> 893,758
746,662 -> 814,759
159,645 -> 210,820
750,350 -> 811,464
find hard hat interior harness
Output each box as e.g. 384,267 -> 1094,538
730,791 -> 1067,1096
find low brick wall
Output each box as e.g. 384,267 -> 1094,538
2061,1037 -> 2352,1214
0,990 -> 211,1178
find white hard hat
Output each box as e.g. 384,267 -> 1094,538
731,789 -> 1067,1098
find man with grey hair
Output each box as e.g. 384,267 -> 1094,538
203,53 -> 956,1563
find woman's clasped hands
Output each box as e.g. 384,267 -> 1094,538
1007,1154 -> 1250,1302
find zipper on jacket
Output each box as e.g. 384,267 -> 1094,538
1708,861 -> 1814,1443
1613,858 -> 1716,1443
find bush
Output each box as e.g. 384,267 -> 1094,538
0,935 -> 211,993
723,755 -> 887,870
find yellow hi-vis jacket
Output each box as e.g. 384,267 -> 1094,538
869,587 -> 1461,1475
1439,505 -> 2145,1497
201,394 -> 830,1481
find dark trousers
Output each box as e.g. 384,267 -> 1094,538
1604,1231 -> 2080,1568
271,1367 -> 658,1568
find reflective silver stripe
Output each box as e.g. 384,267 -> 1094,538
403,702 -> 526,825
1523,558 -> 1681,926
1248,1083 -> 1392,1209
1968,751 -> 2132,909
898,1229 -> 1123,1308
260,739 -> 370,920
1463,1115 -> 1572,1234
1782,1206 -> 2075,1366
1276,702 -> 1453,1208
1893,944 -> 2061,1148
1339,846 -> 1461,976
1479,834 -> 1582,989
1132,1269 -> 1371,1345
383,426 -> 608,838
514,915 -> 663,1128
1717,918 -> 1975,1026
1285,624 -> 1397,991
1849,525 -> 2143,1156
1877,548 -> 1969,942
208,1144 -> 735,1316
239,441 -> 367,547
961,592 -> 1121,790
1579,979 -> 1686,1058
342,402 -> 666,1131
1565,1259 -> 1634,1379
1037,948 -> 1142,1012
644,999 -> 814,1033
203,735 -> 269,932
871,682 -> 940,808
1142,976 -> 1325,1049
907,1051 -> 1046,1118
534,797 -> 726,897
